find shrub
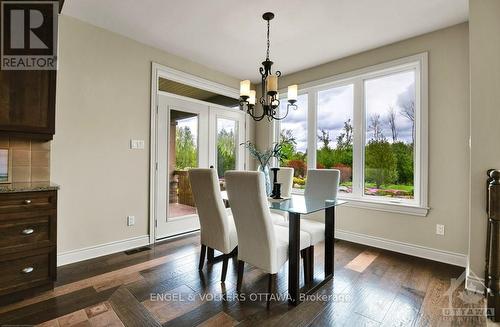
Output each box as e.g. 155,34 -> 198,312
293,177 -> 306,186
391,142 -> 414,185
365,140 -> 397,188
285,159 -> 307,177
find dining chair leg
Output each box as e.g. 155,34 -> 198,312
301,248 -> 309,283
308,246 -> 314,284
230,246 -> 238,257
237,260 -> 245,293
207,247 -> 215,264
221,255 -> 229,283
267,273 -> 277,309
198,244 -> 206,271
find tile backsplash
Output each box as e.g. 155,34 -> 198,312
0,136 -> 50,182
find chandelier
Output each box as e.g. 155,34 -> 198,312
239,12 -> 298,121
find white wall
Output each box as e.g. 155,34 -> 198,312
468,0 -> 500,282
53,15 -> 240,254
257,23 -> 470,261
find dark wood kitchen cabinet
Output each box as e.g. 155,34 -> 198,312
0,189 -> 58,305
0,70 -> 56,140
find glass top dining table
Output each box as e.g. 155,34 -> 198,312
220,191 -> 347,214
220,190 -> 347,305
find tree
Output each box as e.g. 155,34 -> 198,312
216,129 -> 236,177
279,129 -> 297,164
176,126 -> 197,169
387,107 -> 398,143
368,113 -> 384,141
317,129 -> 332,150
336,119 -> 353,149
365,140 -> 397,188
392,142 -> 414,185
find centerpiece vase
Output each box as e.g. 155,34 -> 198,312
258,164 -> 272,196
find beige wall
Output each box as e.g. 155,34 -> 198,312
53,15 -> 240,253
257,23 -> 470,256
468,0 -> 500,279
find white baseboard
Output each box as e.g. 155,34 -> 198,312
335,229 -> 468,267
57,235 -> 150,266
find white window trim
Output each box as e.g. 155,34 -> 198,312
275,53 -> 429,217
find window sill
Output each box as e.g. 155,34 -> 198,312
290,191 -> 429,216
337,196 -> 429,216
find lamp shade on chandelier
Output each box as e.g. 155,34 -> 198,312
239,12 -> 298,121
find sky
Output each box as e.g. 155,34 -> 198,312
281,70 -> 415,153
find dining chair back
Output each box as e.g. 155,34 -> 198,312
276,167 -> 294,198
225,171 -> 279,273
189,168 -> 237,281
304,169 -> 340,200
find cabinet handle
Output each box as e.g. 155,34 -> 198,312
21,228 -> 34,235
23,199 -> 32,205
21,267 -> 34,274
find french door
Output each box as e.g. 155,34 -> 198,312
155,93 -> 246,240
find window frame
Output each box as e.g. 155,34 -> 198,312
274,53 -> 429,216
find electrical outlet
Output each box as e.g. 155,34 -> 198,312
127,215 -> 135,226
436,224 -> 445,236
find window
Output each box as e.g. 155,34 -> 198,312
278,94 -> 308,192
216,118 -> 237,179
275,54 -> 428,215
317,85 -> 354,194
364,71 -> 415,200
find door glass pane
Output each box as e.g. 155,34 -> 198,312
217,118 -> 237,188
279,94 -> 308,192
317,85 -> 354,194
364,70 -> 416,199
169,110 -> 198,218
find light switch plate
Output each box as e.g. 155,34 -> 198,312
127,216 -> 135,226
130,140 -> 145,149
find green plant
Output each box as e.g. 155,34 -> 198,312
217,128 -> 236,177
365,140 -> 397,188
175,126 -> 197,169
391,142 -> 414,185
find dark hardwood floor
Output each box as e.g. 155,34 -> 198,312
0,233 -> 489,326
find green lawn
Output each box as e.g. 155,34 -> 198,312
365,182 -> 413,192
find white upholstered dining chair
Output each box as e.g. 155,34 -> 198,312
225,170 -> 312,307
275,167 -> 294,198
188,168 -> 238,283
274,169 -> 340,283
303,169 -> 340,280
304,169 -> 340,201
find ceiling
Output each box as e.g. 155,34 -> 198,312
63,0 -> 468,82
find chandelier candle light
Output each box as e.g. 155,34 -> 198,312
239,12 -> 298,121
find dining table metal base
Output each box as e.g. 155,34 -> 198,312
287,206 -> 336,305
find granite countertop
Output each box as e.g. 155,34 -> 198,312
0,182 -> 60,193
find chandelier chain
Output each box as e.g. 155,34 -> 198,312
266,19 -> 270,61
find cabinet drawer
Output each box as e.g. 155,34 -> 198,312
0,247 -> 54,295
0,211 -> 54,253
0,191 -> 56,213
